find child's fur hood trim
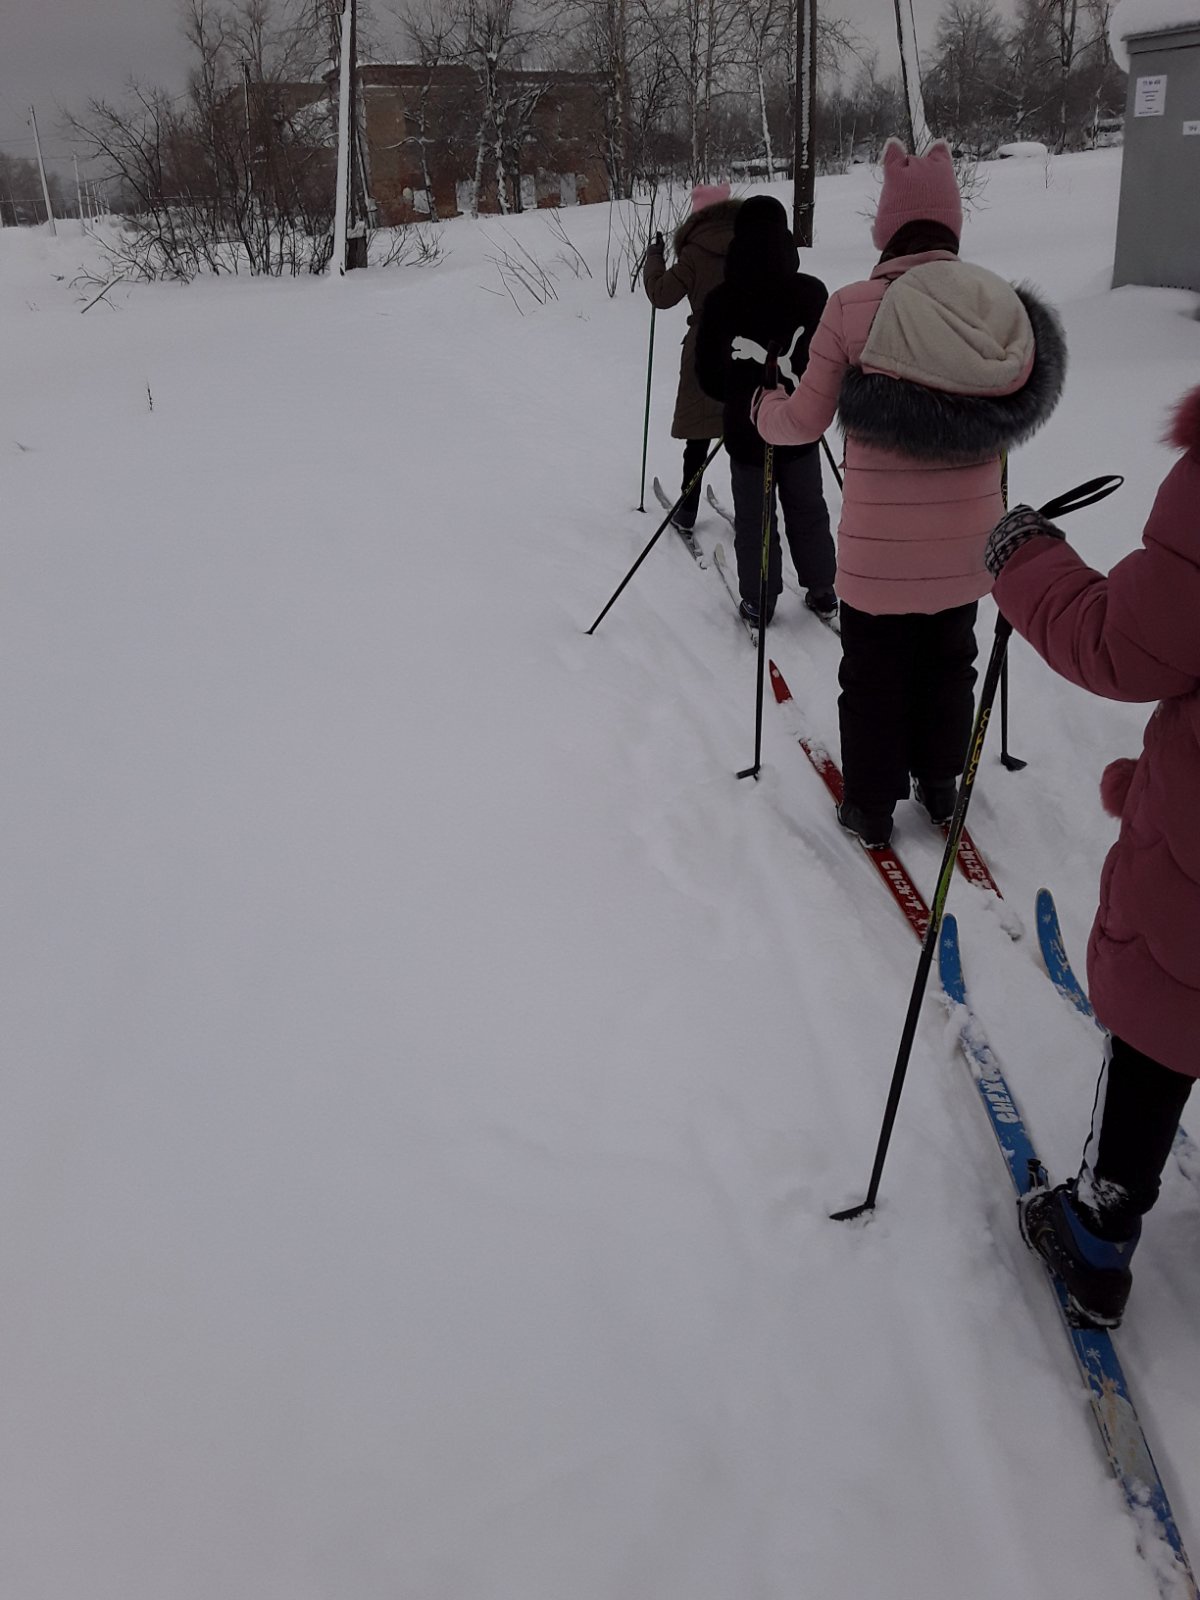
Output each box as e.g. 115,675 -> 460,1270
837,283 -> 1067,463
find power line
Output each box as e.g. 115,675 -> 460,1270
0,140 -> 80,159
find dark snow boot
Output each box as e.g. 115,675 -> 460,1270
913,777 -> 958,827
739,596 -> 775,628
837,800 -> 894,850
804,586 -> 838,621
1017,1179 -> 1140,1328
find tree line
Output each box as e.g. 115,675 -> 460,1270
52,0 -> 1125,276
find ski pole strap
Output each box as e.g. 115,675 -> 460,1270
1037,475 -> 1123,522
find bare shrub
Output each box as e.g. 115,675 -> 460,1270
65,0 -> 337,282
370,221 -> 448,267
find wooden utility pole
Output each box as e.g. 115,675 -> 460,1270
792,0 -> 817,246
331,0 -> 370,271
332,0 -> 353,273
242,60 -> 254,200
893,0 -> 931,151
29,105 -> 58,236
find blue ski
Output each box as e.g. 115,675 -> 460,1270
939,915 -> 1197,1600
1035,887 -> 1199,1180
1035,886 -> 1096,1022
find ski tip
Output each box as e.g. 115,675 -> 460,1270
938,916 -> 967,1003
1035,887 -> 1057,928
768,660 -> 791,703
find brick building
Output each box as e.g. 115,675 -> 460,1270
355,64 -> 610,224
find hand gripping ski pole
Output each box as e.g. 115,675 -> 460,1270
832,474 -> 1123,1222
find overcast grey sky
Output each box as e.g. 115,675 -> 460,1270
0,0 -> 189,178
1,0 -> 956,184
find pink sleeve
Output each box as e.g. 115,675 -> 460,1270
756,295 -> 848,446
994,537 -> 1199,704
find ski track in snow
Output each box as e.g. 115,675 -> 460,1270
1,150 -> 1198,1599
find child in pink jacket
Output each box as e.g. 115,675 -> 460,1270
985,386 -> 1200,1329
755,140 -> 1066,847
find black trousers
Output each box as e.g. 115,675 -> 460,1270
838,601 -> 979,812
729,451 -> 835,609
677,438 -> 711,528
1085,1035 -> 1195,1228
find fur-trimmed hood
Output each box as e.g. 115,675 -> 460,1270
838,279 -> 1067,463
672,198 -> 742,258
1168,386 -> 1200,457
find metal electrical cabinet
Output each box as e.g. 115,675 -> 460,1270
1113,24 -> 1200,290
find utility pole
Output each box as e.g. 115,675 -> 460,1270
893,0 -> 931,151
331,0 -> 370,271
242,60 -> 254,201
332,0 -> 353,273
73,153 -> 85,232
29,105 -> 58,236
792,0 -> 817,246
346,0 -> 372,256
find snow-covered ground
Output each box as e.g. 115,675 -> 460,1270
2,150 -> 1197,1600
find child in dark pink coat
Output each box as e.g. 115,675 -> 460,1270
986,385 -> 1200,1328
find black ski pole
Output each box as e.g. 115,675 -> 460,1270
587,439 -> 723,636
819,434 -> 843,493
638,303 -> 657,513
738,346 -> 779,782
831,473 -> 1123,1223
996,450 -> 1027,771
738,441 -> 775,781
999,655 -> 1027,771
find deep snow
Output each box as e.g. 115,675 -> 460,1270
1,151 -> 1198,1600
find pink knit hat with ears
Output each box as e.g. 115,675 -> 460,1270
692,182 -> 732,212
871,138 -> 963,249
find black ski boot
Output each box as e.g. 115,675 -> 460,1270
739,596 -> 776,628
837,800 -> 894,850
913,777 -> 958,827
804,587 -> 838,621
1018,1179 -> 1141,1328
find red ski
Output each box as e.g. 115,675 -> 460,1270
755,611 -> 1003,899
769,661 -> 931,942
943,821 -> 1002,899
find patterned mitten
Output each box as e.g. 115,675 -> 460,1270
985,505 -> 1065,579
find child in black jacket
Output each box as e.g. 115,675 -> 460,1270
695,195 -> 835,623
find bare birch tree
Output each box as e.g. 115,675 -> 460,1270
638,0 -> 742,182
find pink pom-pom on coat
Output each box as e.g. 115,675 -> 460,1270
1168,386 -> 1200,456
1100,758 -> 1137,818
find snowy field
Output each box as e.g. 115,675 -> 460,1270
2,149 -> 1198,1599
